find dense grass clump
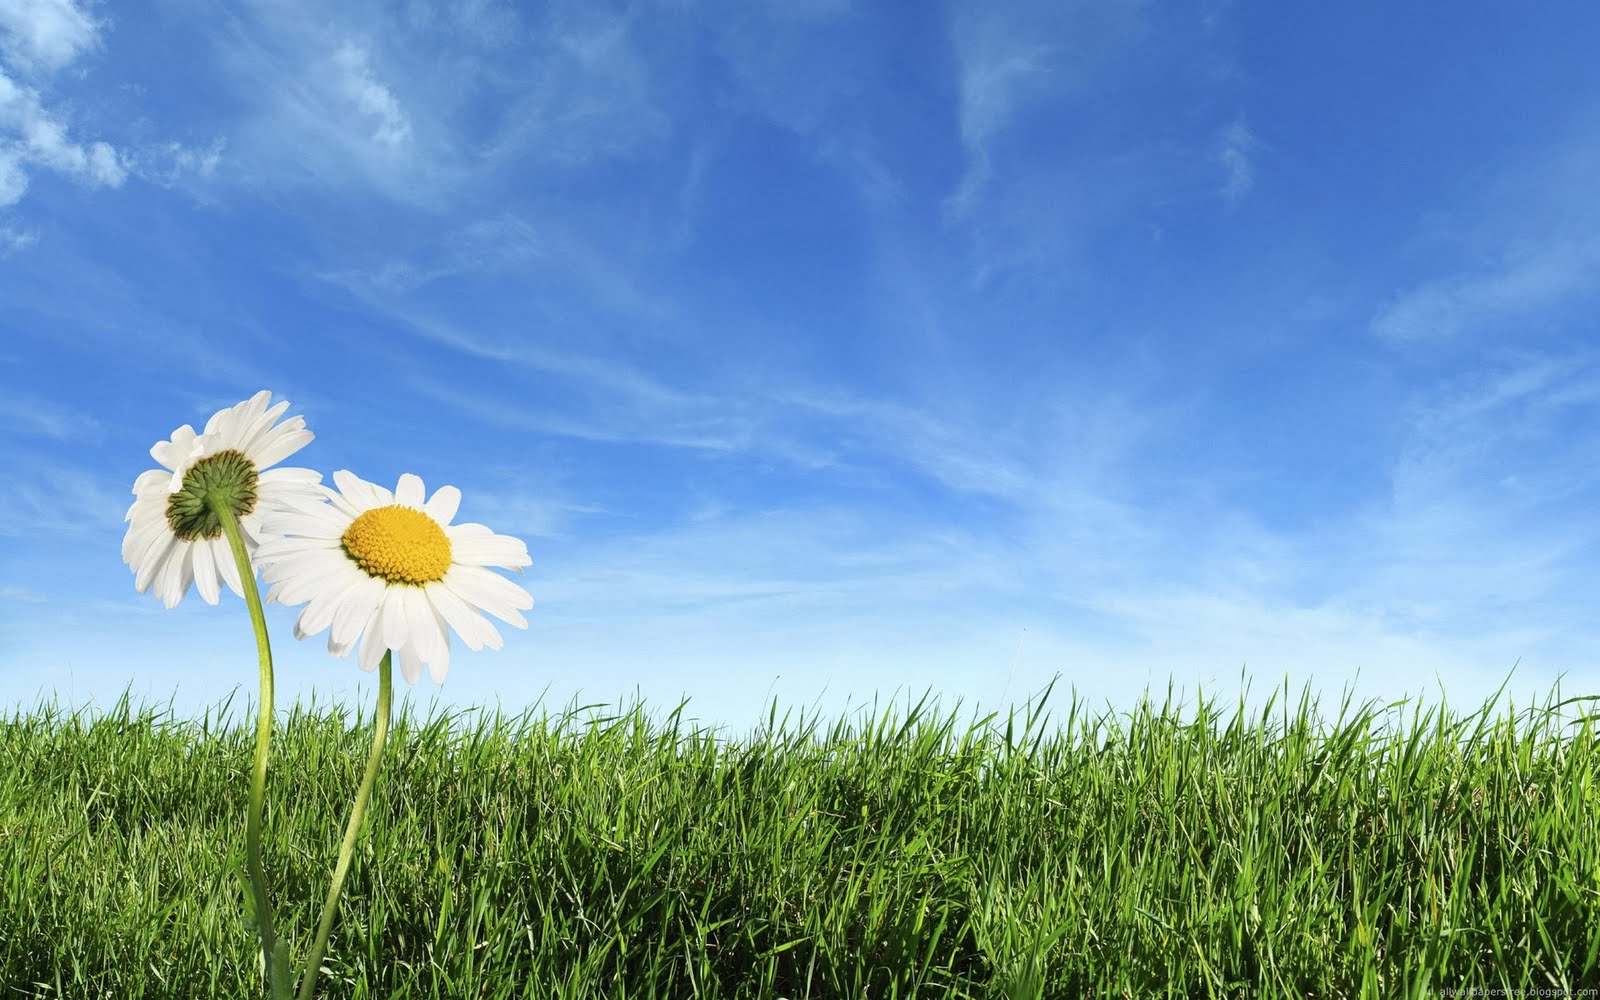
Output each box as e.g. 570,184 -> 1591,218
4,676 -> 1600,998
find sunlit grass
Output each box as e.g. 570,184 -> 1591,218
4,675 -> 1600,997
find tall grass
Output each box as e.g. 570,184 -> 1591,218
4,675 -> 1600,998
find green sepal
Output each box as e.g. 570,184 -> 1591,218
166,448 -> 259,540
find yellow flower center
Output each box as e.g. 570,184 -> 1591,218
341,505 -> 453,585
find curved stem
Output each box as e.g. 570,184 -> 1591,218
211,497 -> 283,998
297,650 -> 393,1000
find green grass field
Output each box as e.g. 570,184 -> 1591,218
4,677 -> 1600,998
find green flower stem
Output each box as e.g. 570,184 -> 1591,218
297,650 -> 393,1000
209,496 -> 289,1000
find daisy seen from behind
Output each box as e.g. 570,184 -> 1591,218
122,389 -> 323,607
257,469 -> 534,684
121,389 -> 322,999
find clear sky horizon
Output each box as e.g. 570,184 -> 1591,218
4,1 -> 1600,743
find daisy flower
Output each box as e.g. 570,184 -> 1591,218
256,470 -> 534,684
122,390 -> 324,608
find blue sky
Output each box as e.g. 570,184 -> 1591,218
4,0 -> 1600,740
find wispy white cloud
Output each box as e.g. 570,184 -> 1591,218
0,0 -> 98,74
202,2 -> 682,204
0,0 -> 131,206
0,390 -> 103,440
1052,585 -> 1561,714
1371,239 -> 1600,344
202,3 -> 446,201
702,0 -> 858,137
349,284 -> 697,409
695,2 -> 915,214
1372,113 -> 1600,347
122,138 -> 225,188
0,221 -> 35,253
1340,125 -> 1600,668
948,33 -> 1055,212
0,458 -> 126,537
323,212 -> 672,327
408,368 -> 748,454
775,389 -> 1037,501
412,345 -> 1133,518
0,0 -> 232,205
330,41 -> 412,147
454,478 -> 610,544
944,0 -> 1147,213
0,584 -> 46,604
1215,115 -> 1256,202
0,65 -> 125,206
815,135 -> 906,210
480,3 -> 671,170
399,0 -> 523,50
1316,354 -> 1600,646
537,504 -> 1011,629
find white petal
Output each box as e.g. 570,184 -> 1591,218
359,604 -> 389,671
443,564 -> 533,627
397,643 -> 425,684
328,630 -> 357,659
257,466 -> 323,489
237,405 -> 295,456
402,586 -> 448,671
157,542 -> 196,608
216,400 -> 271,451
423,485 -> 461,526
239,517 -> 273,547
119,521 -> 142,564
201,405 -> 229,438
257,484 -> 347,524
446,523 -> 492,544
124,495 -> 155,523
134,532 -> 177,593
446,525 -> 532,570
426,647 -> 450,684
424,581 -> 497,652
259,547 -> 342,590
263,552 -> 350,605
213,535 -> 245,598
421,600 -> 452,683
151,425 -> 198,472
250,426 -> 314,471
122,517 -> 167,566
378,588 -> 410,652
394,473 -> 425,509
132,469 -> 173,496
331,576 -> 387,649
232,391 -> 275,437
255,535 -> 341,565
322,486 -> 363,520
253,491 -> 333,526
399,586 -> 432,657
261,502 -> 351,540
333,470 -> 385,511
205,392 -> 266,438
294,569 -> 371,638
242,389 -> 274,419
192,537 -> 220,605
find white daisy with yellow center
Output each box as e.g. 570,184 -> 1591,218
122,390 -> 323,608
256,470 -> 533,684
